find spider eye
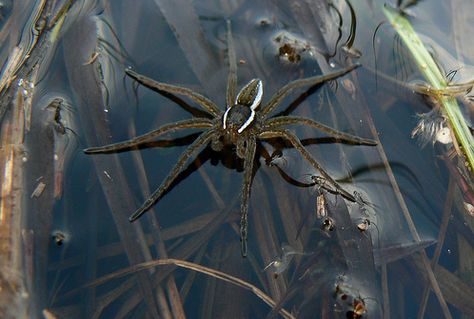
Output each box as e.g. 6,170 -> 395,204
236,79 -> 263,111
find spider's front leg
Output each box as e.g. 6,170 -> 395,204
125,69 -> 221,117
226,19 -> 237,108
261,64 -> 360,117
239,137 -> 257,257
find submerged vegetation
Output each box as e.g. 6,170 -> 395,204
0,0 -> 473,318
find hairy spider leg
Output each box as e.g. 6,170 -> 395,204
84,118 -> 214,153
259,129 -> 356,202
226,19 -> 237,108
129,129 -> 217,221
239,137 -> 257,257
125,69 -> 221,117
260,64 -> 360,117
265,116 -> 377,146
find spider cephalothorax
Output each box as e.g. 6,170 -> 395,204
84,20 -> 376,256
213,78 -> 263,157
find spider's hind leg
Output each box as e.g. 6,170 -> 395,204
239,137 -> 257,257
259,129 -> 357,202
128,129 -> 216,221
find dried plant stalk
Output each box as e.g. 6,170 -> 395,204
86,258 -> 296,319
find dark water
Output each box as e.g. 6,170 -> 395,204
1,0 -> 473,318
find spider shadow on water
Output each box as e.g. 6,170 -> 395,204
83,20 -> 377,257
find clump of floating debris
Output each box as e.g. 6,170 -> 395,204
411,107 -> 452,147
273,31 -> 315,63
264,244 -> 309,278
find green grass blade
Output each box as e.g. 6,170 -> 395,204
383,5 -> 474,174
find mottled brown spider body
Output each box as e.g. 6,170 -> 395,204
218,106 -> 256,148
84,21 -> 376,256
215,78 -> 263,156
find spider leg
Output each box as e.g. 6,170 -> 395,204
129,128 -> 216,221
239,137 -> 257,257
84,118 -> 213,153
259,129 -> 356,202
261,64 -> 360,117
265,116 -> 377,146
226,20 -> 237,108
125,69 -> 222,117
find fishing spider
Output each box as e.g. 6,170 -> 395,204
84,21 -> 376,256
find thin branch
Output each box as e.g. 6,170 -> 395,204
86,258 -> 296,319
417,176 -> 455,319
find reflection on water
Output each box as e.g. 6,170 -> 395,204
0,0 -> 473,318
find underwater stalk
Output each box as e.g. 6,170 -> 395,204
383,5 -> 474,174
